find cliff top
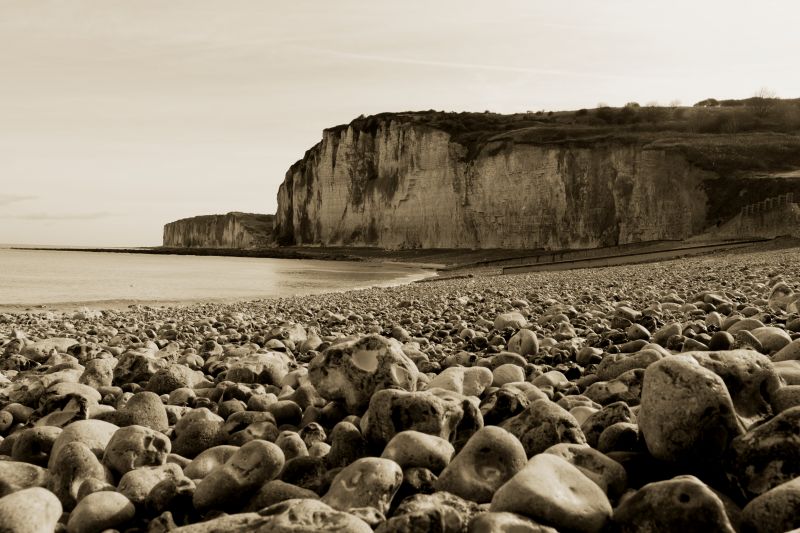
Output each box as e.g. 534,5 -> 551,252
166,212 -> 274,230
323,97 -> 800,174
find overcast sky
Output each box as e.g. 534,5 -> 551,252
1,0 -> 798,246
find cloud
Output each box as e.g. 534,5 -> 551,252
0,194 -> 36,207
0,211 -> 116,221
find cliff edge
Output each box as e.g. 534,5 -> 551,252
163,212 -> 274,248
276,107 -> 800,250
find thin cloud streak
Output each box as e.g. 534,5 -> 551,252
0,194 -> 37,207
299,47 -> 676,83
0,212 -> 117,221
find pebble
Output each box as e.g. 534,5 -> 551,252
500,398 -> 586,457
0,487 -> 62,533
102,424 -> 171,475
426,365 -> 493,396
381,430 -> 455,473
741,476 -> 800,533
67,490 -> 136,533
322,457 -> 403,518
435,426 -> 526,503
491,453 -> 612,533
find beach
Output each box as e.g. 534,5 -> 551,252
1,243 -> 800,531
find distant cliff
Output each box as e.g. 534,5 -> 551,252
163,212 -> 274,248
276,110 -> 800,249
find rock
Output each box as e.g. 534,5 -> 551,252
79,357 -> 115,388
67,491 -> 136,533
48,419 -> 119,468
278,456 -> 327,494
583,368 -> 644,406
102,424 -> 171,475
741,476 -> 800,533
225,351 -> 292,385
326,421 -> 368,469
595,349 -> 663,381
48,441 -> 114,510
322,457 -> 403,517
309,335 -> 418,414
112,390 -> 169,432
117,463 -> 185,507
771,385 -> 800,413
500,399 -> 586,457
492,364 -> 526,387
435,426 -> 526,503
241,480 -> 319,512
172,499 -> 372,533
0,461 -> 48,497
193,439 -> 285,511
494,312 -> 527,330
361,388 -> 483,450
612,475 -> 735,533
426,366 -> 493,397
580,401 -> 636,448
148,364 -> 205,394
491,453 -> 612,533
728,405 -> 800,497
751,326 -> 792,353
376,491 -> 482,533
773,338 -> 800,362
145,476 -> 196,518
508,329 -> 539,357
381,430 -> 455,474
544,443 -> 627,500
0,487 -> 62,533
685,350 -> 781,425
11,426 -> 61,466
21,337 -> 78,362
171,407 -> 224,458
183,444 -> 240,479
638,355 -> 744,464
275,431 -> 309,460
468,512 -> 558,533
113,348 -> 167,384
480,385 -> 532,425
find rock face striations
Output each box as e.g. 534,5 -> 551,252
163,212 -> 274,248
275,113 -> 800,249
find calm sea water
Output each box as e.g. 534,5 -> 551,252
0,248 -> 433,308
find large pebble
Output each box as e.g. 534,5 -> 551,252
381,430 -> 455,473
426,366 -> 493,396
0,487 -> 62,531
309,335 -> 418,413
435,426 -> 526,503
67,491 -> 136,533
544,443 -> 627,500
376,491 -> 482,533
322,457 -> 403,517
491,453 -> 612,533
102,424 -> 171,475
0,461 -> 48,497
500,398 -> 586,457
741,476 -> 800,533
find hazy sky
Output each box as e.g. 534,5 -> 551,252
1,0 -> 798,246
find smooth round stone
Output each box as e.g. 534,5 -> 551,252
771,385 -> 800,413
741,476 -> 800,533
728,405 -> 800,497
638,356 -> 744,464
436,426 -> 526,503
612,475 -> 735,533
171,499 -> 373,533
0,461 -> 48,497
183,445 -> 239,479
193,439 -> 285,511
726,318 -> 766,334
774,360 -> 800,385
773,339 -> 800,362
580,401 -> 636,448
322,457 -> 403,516
48,419 -> 119,468
381,430 -> 455,474
469,512 -> 559,532
500,399 -> 586,457
117,463 -> 185,506
0,487 -> 62,533
147,364 -> 204,395
48,441 -> 114,510
426,366 -> 493,397
751,326 -> 792,353
597,422 -> 641,453
492,364 -> 526,387
544,443 -> 627,500
583,368 -> 644,406
308,335 -> 419,414
241,480 -> 319,512
491,453 -> 612,533
171,408 -> 224,458
79,358 -> 115,388
10,426 -> 61,466
508,329 -> 539,357
595,350 -> 663,381
275,431 -> 309,461
102,424 -> 171,475
67,491 -> 136,533
570,405 -> 599,426
494,312 -> 527,330
708,331 -> 735,351
113,391 -> 169,432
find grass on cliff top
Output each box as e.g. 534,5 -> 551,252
326,98 -> 800,169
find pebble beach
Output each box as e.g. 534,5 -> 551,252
2,245 -> 800,532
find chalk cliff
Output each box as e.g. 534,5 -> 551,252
163,212 -> 274,248
276,113 -> 800,249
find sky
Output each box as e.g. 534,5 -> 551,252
1,0 -> 798,246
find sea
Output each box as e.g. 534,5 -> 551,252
0,247 -> 434,309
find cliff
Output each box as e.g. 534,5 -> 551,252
163,212 -> 274,248
276,110 -> 800,250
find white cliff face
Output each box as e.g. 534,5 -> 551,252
163,213 -> 273,248
276,121 -> 713,250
